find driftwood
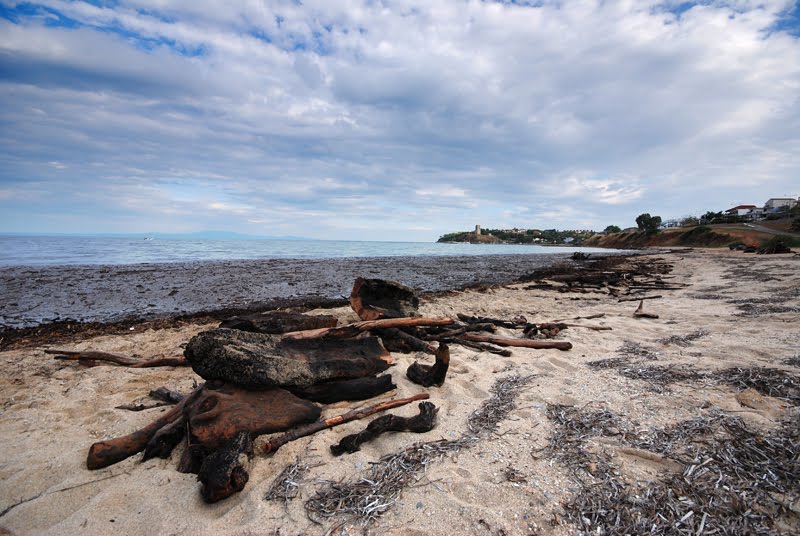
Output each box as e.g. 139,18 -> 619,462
197,431 -> 253,503
185,329 -> 392,388
87,384 -> 205,470
376,327 -> 436,354
183,382 -> 320,450
219,311 -> 337,334
453,338 -> 513,357
350,277 -> 420,320
407,343 -> 450,387
460,333 -> 572,351
456,313 -> 527,329
330,402 -> 439,455
289,375 -> 396,404
47,349 -> 187,368
282,316 -> 455,340
618,295 -> 663,303
259,393 -> 430,455
633,300 -> 659,319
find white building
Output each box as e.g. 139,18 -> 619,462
764,198 -> 797,211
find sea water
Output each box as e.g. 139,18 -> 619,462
0,235 -> 619,267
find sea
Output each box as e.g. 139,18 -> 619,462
0,235 -> 619,267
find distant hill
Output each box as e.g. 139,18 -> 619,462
583,224 -> 799,249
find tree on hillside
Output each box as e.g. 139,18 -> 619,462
701,211 -> 724,224
603,225 -> 622,234
635,213 -> 662,234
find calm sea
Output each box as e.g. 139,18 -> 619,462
0,235 -> 619,267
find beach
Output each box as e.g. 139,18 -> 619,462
0,248 -> 798,535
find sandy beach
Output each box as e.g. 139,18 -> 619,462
1,248 -> 798,535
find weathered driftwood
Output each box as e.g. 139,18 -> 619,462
350,277 -> 420,321
330,401 -> 439,455
282,316 -> 455,340
453,338 -> 513,357
460,333 -> 572,351
87,384 -> 205,470
432,322 -> 497,339
407,343 -> 450,387
89,381 -> 321,470
183,382 -> 320,450
219,311 -> 337,334
524,322 -> 568,339
197,431 -> 253,503
289,375 -> 396,404
184,329 -> 392,389
259,393 -> 430,455
557,323 -> 612,331
633,300 -> 659,319
618,295 -> 663,303
376,327 -> 436,354
457,313 -> 527,329
47,349 -> 187,368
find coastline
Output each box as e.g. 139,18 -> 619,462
1,248 -> 798,535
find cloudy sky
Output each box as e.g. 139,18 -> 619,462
1,1 -> 798,241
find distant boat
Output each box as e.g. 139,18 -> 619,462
143,237 -> 154,241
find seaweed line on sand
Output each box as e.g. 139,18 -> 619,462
303,374 -> 537,528
265,458 -> 324,504
546,404 -> 800,535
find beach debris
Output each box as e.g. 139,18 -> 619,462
289,374 -> 396,404
633,299 -> 659,319
459,333 -> 572,351
184,329 -> 392,389
305,374 -> 536,526
87,383 -> 206,470
46,348 -> 187,368
375,326 -> 437,354
219,311 -> 337,334
618,294 -> 662,302
350,277 -> 420,321
258,393 -> 430,456
757,238 -> 792,254
657,329 -> 708,347
406,342 -> 450,387
264,458 -> 323,503
546,405 -> 800,535
330,401 -> 438,456
115,386 -> 186,411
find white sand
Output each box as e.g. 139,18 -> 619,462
1,249 -> 798,535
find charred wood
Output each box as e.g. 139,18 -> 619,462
350,277 -> 420,321
289,375 -> 396,404
259,393 -> 430,455
330,401 -> 438,456
406,343 -> 450,387
185,329 -> 392,389
197,431 -> 253,503
219,311 -> 337,334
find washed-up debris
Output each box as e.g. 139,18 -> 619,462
305,374 -> 537,526
546,404 -> 800,535
264,459 -> 323,503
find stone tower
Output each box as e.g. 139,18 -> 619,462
475,225 -> 481,236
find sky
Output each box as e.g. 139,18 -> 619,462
0,0 -> 798,242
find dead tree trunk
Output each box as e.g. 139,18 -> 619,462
330,402 -> 438,455
407,343 -> 450,387
459,333 -> 572,351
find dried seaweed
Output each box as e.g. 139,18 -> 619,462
711,367 -> 800,405
734,304 -> 800,317
264,459 -> 322,503
546,404 -> 800,535
618,340 -> 659,360
585,357 -> 631,369
784,355 -> 800,368
618,364 -> 703,392
304,374 -> 537,526
657,329 -> 708,347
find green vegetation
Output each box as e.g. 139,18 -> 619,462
437,227 -> 596,245
603,225 -> 622,234
635,213 -> 662,234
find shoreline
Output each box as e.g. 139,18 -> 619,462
0,250 -> 640,334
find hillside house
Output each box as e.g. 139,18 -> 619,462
725,205 -> 757,216
764,198 -> 797,212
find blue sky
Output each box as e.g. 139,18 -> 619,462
1,0 -> 798,241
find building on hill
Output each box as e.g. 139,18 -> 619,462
764,198 -> 797,212
725,205 -> 757,216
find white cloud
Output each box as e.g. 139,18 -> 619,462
0,1 -> 798,238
